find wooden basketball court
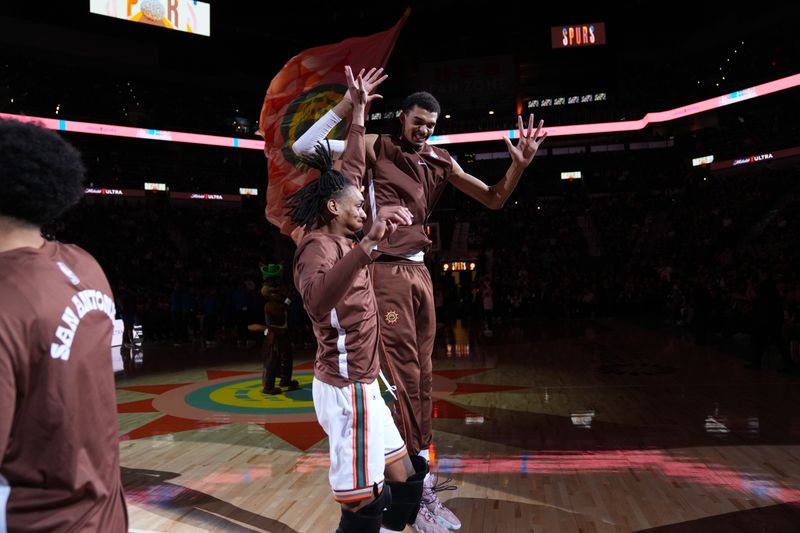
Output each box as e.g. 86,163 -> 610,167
117,319 -> 800,532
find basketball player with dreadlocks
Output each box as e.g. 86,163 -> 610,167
292,71 -> 547,530
290,67 -> 449,533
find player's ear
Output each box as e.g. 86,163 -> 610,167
327,198 -> 339,217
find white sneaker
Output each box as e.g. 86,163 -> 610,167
412,505 -> 449,533
423,475 -> 461,530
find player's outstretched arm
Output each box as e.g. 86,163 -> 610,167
448,114 -> 547,209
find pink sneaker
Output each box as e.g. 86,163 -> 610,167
412,505 -> 449,533
423,475 -> 461,530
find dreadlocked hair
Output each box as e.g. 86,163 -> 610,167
284,141 -> 349,230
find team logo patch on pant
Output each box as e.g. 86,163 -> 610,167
384,310 -> 400,325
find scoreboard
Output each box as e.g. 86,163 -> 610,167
90,0 -> 211,36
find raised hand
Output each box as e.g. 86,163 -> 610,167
504,114 -> 547,167
345,65 -> 368,107
343,66 -> 388,106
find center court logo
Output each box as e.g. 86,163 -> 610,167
184,373 -> 315,415
117,367 -> 477,449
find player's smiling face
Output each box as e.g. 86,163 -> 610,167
400,106 -> 437,148
329,185 -> 367,237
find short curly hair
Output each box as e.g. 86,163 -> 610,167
401,91 -> 441,115
0,118 -> 86,227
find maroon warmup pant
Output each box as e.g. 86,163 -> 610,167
371,259 -> 435,456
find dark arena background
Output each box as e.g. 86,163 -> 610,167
3,1 -> 800,531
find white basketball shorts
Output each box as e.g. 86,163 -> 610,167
312,377 -> 407,502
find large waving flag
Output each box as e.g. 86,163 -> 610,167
258,9 -> 410,235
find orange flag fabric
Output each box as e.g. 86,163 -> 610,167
258,9 -> 409,234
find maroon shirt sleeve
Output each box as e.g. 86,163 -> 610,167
339,124 -> 366,187
294,236 -> 372,317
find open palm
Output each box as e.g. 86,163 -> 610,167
504,114 -> 547,167
343,66 -> 387,106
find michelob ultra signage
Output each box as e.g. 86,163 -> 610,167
171,192 -> 240,202
710,146 -> 800,171
733,153 -> 774,166
90,0 -> 211,36
84,187 -> 145,197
